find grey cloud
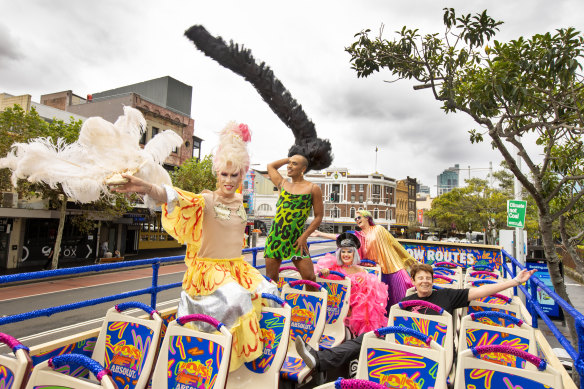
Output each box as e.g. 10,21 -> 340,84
0,23 -> 23,64
321,79 -> 424,122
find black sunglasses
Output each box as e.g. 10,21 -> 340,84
354,216 -> 362,222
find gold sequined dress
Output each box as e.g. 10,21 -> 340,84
162,187 -> 277,371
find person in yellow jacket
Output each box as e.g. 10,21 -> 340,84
313,210 -> 417,311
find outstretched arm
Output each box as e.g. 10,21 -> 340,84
293,185 -> 324,255
311,230 -> 338,240
467,269 -> 536,301
110,174 -> 168,204
267,158 -> 289,189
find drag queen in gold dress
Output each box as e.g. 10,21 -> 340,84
112,122 -> 277,371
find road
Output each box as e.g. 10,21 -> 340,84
0,238 -> 337,353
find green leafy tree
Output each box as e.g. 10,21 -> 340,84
554,176 -> 584,276
171,154 -> 217,193
0,105 -> 47,190
491,164 -> 540,238
0,105 -> 133,268
427,178 -> 508,243
346,8 -> 584,350
428,170 -> 539,243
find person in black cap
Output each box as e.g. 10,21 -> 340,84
314,232 -> 388,336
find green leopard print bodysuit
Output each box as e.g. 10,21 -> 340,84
264,188 -> 313,260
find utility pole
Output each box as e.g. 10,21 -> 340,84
375,147 -> 378,173
514,146 -> 525,265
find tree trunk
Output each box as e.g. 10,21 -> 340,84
539,214 -> 580,383
51,194 -> 67,270
559,215 -> 584,278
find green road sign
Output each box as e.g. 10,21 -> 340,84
507,200 -> 527,228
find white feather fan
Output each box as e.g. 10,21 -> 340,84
0,106 -> 183,206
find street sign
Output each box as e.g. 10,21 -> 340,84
507,200 -> 527,228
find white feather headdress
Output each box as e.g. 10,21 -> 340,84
0,106 -> 183,207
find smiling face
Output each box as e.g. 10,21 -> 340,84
355,212 -> 370,230
340,247 -> 354,266
216,163 -> 242,197
287,155 -> 308,178
413,270 -> 434,298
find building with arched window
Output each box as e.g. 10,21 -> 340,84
304,168 -> 397,233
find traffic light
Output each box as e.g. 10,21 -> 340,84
329,192 -> 339,203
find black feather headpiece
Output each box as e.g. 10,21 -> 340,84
184,25 -> 333,171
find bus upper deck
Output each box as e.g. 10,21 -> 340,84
0,239 -> 582,389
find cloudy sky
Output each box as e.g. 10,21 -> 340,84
1,0 -> 582,195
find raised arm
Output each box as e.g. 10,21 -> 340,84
267,158 -> 289,189
467,269 -> 536,301
110,174 -> 168,204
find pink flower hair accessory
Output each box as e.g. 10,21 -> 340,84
236,123 -> 251,142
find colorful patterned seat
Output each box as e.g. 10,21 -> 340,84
314,377 -> 387,388
25,354 -> 116,389
433,266 -> 463,286
360,259 -> 382,281
458,311 -> 537,368
316,271 -> 351,350
92,302 -> 162,389
226,293 -> 291,389
433,274 -> 461,289
276,266 -> 302,294
151,314 -> 232,389
467,264 -> 501,277
279,280 -> 328,384
355,326 -> 448,389
388,300 -> 455,374
402,285 -> 462,344
464,270 -> 501,283
454,345 -> 562,389
0,333 -> 32,389
461,294 -> 524,324
433,261 -> 463,279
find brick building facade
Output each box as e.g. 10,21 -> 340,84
306,168 -> 397,232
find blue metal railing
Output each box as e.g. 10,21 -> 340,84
502,249 -> 584,387
0,240 -> 335,327
0,256 -> 185,326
